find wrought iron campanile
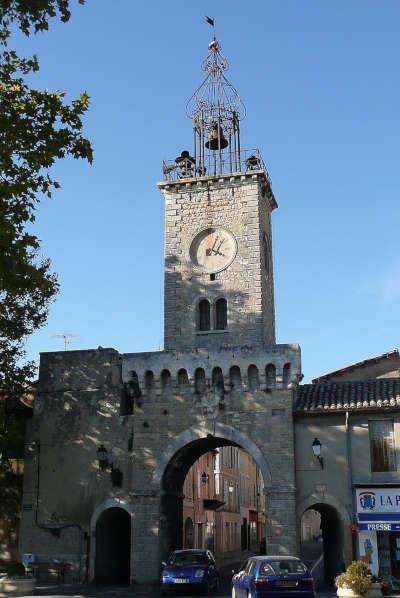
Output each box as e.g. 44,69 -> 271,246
163,35 -> 270,182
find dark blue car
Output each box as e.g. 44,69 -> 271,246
161,549 -> 219,594
232,556 -> 315,598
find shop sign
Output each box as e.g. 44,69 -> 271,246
356,487 -> 400,514
359,523 -> 400,532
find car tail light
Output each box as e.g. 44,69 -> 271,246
301,578 -> 315,588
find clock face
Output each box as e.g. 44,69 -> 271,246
189,227 -> 237,274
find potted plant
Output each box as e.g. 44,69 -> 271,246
0,562 -> 36,596
335,561 -> 381,598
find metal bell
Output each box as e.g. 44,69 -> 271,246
205,122 -> 228,150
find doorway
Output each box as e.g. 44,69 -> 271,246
184,517 -> 194,548
300,504 -> 343,587
95,507 -> 131,585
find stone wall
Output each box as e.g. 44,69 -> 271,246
19,342 -> 301,583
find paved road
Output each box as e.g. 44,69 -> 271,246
15,591 -> 341,598
19,584 -> 340,598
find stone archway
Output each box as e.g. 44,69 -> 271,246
89,498 -> 133,584
95,507 -> 130,585
153,422 -> 273,561
297,493 -> 352,588
152,422 -> 272,490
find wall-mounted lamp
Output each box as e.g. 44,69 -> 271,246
228,482 -> 234,493
96,445 -> 123,487
312,437 -> 324,470
96,444 -> 109,470
201,472 -> 209,485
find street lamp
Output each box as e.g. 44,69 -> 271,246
312,438 -> 324,470
96,444 -> 109,470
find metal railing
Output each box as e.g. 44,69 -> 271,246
162,148 -> 272,186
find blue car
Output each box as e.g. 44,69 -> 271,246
161,549 -> 219,594
232,556 -> 315,598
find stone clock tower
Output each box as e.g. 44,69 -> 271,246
159,37 -> 277,352
19,32 -> 301,587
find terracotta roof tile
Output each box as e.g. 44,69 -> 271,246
294,378 -> 400,413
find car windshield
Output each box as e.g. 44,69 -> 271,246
169,552 -> 209,566
260,560 -> 307,576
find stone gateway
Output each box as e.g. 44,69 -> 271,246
19,35 -> 301,584
17,31 -> 400,589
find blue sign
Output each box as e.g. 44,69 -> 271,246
358,513 -> 400,522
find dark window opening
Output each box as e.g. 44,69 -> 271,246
210,273 -> 215,281
144,370 -> 154,393
195,368 -> 206,394
215,298 -> 227,330
265,364 -> 276,390
283,363 -> 291,387
199,299 -> 211,331
161,369 -> 172,390
177,368 -> 189,388
212,367 -> 225,397
230,366 -> 242,389
248,365 -> 260,391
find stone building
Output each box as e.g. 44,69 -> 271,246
295,349 -> 400,585
182,447 -> 265,558
16,31 -> 400,588
18,36 -> 300,584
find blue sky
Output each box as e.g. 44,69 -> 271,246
16,1 -> 400,382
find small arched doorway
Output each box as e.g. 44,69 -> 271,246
184,517 -> 194,548
95,507 -> 131,585
300,504 -> 344,588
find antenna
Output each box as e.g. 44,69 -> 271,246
51,333 -> 80,351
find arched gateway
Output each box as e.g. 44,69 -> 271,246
18,33 -> 303,586
153,423 -> 272,561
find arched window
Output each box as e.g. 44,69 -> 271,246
177,368 -> 189,388
199,299 -> 211,331
144,370 -> 154,392
283,363 -> 291,387
247,365 -> 260,391
195,368 -> 206,394
230,366 -> 242,389
212,367 -> 225,397
265,364 -> 276,390
215,298 -> 227,330
161,369 -> 171,391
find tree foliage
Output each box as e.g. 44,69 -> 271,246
0,1 -> 92,421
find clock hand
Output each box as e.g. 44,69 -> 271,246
215,239 -> 225,253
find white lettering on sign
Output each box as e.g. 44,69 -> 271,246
367,523 -> 392,531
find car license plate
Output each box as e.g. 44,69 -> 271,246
277,580 -> 298,587
174,578 -> 189,583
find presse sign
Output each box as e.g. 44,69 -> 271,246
356,488 -> 400,532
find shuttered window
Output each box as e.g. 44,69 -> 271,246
369,420 -> 396,472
